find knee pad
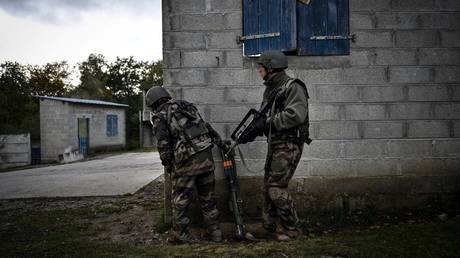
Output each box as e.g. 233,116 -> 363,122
267,187 -> 289,207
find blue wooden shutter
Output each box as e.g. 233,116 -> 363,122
106,115 -> 118,136
242,0 -> 297,56
106,115 -> 112,136
112,115 -> 118,136
297,0 -> 350,55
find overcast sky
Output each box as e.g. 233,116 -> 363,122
0,0 -> 162,66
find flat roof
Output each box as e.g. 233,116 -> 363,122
36,96 -> 129,108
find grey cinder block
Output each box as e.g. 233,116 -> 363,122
390,67 -> 433,83
395,30 -> 439,48
408,120 -> 450,138
352,31 -> 393,48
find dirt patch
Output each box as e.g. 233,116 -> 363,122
88,175 -> 167,245
1,174 -> 459,248
91,204 -> 158,245
1,173 -> 460,257
0,175 -> 166,245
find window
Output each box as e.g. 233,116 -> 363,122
106,114 -> 118,137
241,0 -> 350,56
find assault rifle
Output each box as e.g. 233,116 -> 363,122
225,88 -> 281,156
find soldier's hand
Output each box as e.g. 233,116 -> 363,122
219,140 -> 234,155
160,152 -> 174,167
254,114 -> 268,135
165,165 -> 174,174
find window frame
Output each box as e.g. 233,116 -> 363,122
106,114 -> 118,137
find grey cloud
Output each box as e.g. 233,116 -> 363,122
0,0 -> 158,24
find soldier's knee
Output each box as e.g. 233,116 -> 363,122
267,187 -> 290,207
173,191 -> 193,210
202,208 -> 219,222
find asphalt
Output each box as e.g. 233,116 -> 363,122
0,152 -> 163,199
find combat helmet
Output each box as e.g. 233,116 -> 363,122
145,86 -> 171,107
258,50 -> 288,69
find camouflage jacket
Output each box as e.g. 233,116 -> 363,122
262,71 -> 310,144
152,100 -> 221,176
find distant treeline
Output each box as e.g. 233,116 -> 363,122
0,54 -> 162,149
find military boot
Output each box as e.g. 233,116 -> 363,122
262,222 -> 277,239
262,222 -> 277,233
168,233 -> 196,244
208,224 -> 223,242
274,227 -> 302,241
168,229 -> 195,244
285,228 -> 302,239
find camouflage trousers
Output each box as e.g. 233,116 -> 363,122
172,170 -> 220,234
263,142 -> 303,232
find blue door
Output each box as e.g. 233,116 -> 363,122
78,118 -> 89,156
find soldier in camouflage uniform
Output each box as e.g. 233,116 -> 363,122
239,51 -> 311,241
146,86 -> 228,243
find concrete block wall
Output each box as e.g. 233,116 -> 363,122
0,134 -> 31,169
40,99 -> 126,162
40,99 -> 71,161
163,0 -> 460,214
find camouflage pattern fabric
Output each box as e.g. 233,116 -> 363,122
167,100 -> 213,164
150,99 -> 222,238
174,148 -> 215,176
153,100 -> 221,176
263,142 -> 303,232
172,170 -> 220,235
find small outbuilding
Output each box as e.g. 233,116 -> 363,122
37,96 -> 128,162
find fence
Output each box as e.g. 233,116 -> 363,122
0,133 -> 31,169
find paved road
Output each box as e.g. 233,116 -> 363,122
0,152 -> 163,199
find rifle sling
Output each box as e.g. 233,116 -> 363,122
234,88 -> 281,175
236,145 -> 265,174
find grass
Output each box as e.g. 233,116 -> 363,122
1,203 -> 459,258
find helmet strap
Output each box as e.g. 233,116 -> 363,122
152,97 -> 171,111
263,68 -> 278,81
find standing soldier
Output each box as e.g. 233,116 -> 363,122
146,86 -> 227,243
239,51 -> 311,241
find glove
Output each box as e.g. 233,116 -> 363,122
160,151 -> 173,167
218,139 -> 234,155
165,164 -> 174,174
239,114 -> 266,143
253,114 -> 267,136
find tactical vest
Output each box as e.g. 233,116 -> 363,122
270,78 -> 312,145
165,100 -> 213,164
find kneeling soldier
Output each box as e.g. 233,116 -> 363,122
146,86 -> 225,243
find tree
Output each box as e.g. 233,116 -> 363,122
140,60 -> 163,91
0,62 -> 35,133
0,56 -> 164,149
105,57 -> 146,149
28,61 -> 71,97
107,56 -> 144,100
70,54 -> 110,100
